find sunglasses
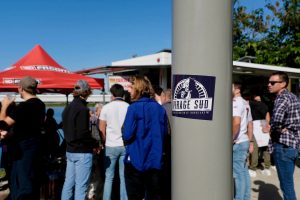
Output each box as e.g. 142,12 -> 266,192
268,81 -> 283,86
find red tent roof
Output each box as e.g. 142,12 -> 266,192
13,45 -> 64,69
0,45 -> 104,94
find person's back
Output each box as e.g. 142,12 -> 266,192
62,97 -> 97,153
61,80 -> 98,200
100,84 -> 129,200
123,76 -> 168,199
44,108 -> 60,158
90,104 -> 102,142
162,88 -> 172,122
13,98 -> 45,141
233,96 -> 249,143
101,101 -> 128,147
232,83 -> 252,200
249,100 -> 268,121
248,96 -> 272,177
124,97 -> 167,171
0,76 -> 46,200
122,76 -> 168,200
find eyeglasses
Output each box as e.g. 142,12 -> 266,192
268,81 -> 283,86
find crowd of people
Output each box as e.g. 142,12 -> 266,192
0,75 -> 172,200
233,71 -> 300,200
0,71 -> 299,200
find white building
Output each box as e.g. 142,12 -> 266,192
76,50 -> 300,95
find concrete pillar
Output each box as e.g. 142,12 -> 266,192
172,0 -> 232,199
104,73 -> 110,93
159,68 -> 168,89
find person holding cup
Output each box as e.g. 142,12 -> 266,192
0,76 -> 46,200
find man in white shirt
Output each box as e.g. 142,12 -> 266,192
232,83 -> 253,200
99,84 -> 129,200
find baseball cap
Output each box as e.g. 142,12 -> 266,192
74,80 -> 92,97
19,76 -> 38,94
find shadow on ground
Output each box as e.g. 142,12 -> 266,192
252,180 -> 282,200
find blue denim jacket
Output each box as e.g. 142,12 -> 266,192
123,97 -> 168,172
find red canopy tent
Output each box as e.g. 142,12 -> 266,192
0,45 -> 104,95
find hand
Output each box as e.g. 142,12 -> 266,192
0,130 -> 8,140
249,142 -> 254,154
2,95 -> 15,109
262,124 -> 271,133
282,128 -> 288,133
93,146 -> 102,154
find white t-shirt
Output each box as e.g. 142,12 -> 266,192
233,96 -> 252,143
100,100 -> 129,147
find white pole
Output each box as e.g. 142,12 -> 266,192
172,0 -> 232,199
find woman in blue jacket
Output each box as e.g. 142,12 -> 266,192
123,75 -> 168,200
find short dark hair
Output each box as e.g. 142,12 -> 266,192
233,82 -> 243,93
271,71 -> 289,87
153,85 -> 163,96
123,90 -> 131,104
19,76 -> 38,95
46,108 -> 54,117
110,84 -> 124,98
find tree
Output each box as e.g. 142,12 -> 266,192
233,0 -> 300,67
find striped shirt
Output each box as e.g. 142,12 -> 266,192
269,89 -> 300,153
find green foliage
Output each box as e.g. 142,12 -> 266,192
233,0 -> 300,67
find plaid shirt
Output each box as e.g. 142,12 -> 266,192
269,89 -> 300,153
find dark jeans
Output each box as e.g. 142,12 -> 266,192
10,137 -> 42,200
272,143 -> 298,200
125,163 -> 162,200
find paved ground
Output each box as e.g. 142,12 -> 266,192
250,166 -> 300,200
0,165 -> 299,200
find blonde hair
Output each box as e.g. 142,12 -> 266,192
95,103 -> 103,116
130,75 -> 155,101
164,88 -> 172,100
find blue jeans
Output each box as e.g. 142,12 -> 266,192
272,143 -> 298,200
10,137 -> 42,200
61,152 -> 93,200
233,141 -> 250,200
103,146 -> 127,200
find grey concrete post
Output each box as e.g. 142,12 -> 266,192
172,0 -> 232,199
104,73 -> 109,93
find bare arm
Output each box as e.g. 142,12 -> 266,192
247,121 -> 253,142
247,121 -> 254,153
0,96 -> 15,126
0,96 -> 15,138
0,108 -> 14,126
99,120 -> 107,145
0,96 -> 13,122
265,112 -> 270,124
262,112 -> 271,133
0,108 -> 6,121
232,116 -> 241,141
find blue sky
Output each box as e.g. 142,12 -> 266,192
239,0 -> 268,11
0,0 -> 272,73
0,0 -> 172,72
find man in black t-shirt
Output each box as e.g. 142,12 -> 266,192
0,76 -> 45,200
248,95 -> 272,177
